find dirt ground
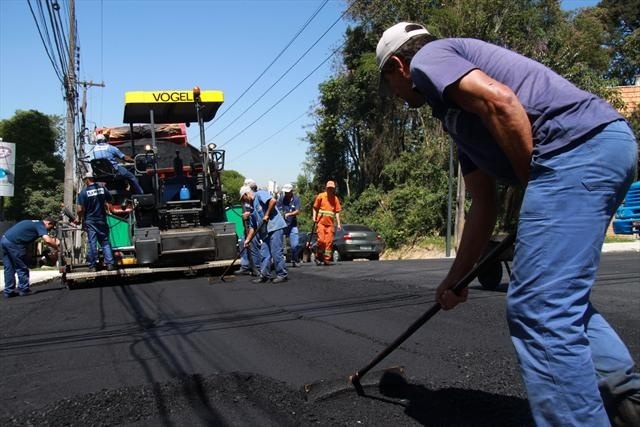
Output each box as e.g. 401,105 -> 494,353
380,245 -> 448,260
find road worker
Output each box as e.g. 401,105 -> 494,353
377,21 -> 639,426
312,181 -> 342,265
239,184 -> 288,283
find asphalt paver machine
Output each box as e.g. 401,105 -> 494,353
60,87 -> 238,286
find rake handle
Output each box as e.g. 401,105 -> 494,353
352,232 -> 516,383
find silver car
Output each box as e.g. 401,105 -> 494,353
332,224 -> 384,261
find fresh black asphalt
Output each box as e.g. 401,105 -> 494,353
1,252 -> 638,426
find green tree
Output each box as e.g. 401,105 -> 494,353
304,0 -> 628,248
220,169 -> 245,207
598,0 -> 640,85
0,110 -> 64,220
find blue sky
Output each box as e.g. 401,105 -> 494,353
0,0 -> 599,188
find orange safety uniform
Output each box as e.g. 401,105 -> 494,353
313,191 -> 341,262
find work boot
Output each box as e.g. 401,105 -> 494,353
18,289 -> 32,297
609,394 -> 640,427
3,291 -> 17,299
106,264 -> 116,272
272,276 -> 288,284
237,268 -> 252,276
252,276 -> 269,284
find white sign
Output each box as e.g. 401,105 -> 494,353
0,142 -> 16,197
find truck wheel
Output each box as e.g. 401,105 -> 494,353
478,261 -> 503,290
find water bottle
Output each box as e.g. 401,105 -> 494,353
179,185 -> 190,200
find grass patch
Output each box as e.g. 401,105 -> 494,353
604,235 -> 638,243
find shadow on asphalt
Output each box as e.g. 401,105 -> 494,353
371,370 -> 535,426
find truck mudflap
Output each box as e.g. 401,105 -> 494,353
62,259 -> 236,287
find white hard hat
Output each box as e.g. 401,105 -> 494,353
282,183 -> 293,193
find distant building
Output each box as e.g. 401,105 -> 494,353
615,76 -> 640,115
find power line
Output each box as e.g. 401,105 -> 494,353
208,0 -> 329,128
226,111 -> 307,164
187,0 -> 330,144
218,40 -> 342,148
209,4 -> 350,143
27,0 -> 64,83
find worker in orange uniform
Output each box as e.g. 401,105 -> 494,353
312,180 -> 342,265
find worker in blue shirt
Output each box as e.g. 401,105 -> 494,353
93,133 -> 144,194
2,217 -> 59,298
75,172 -> 115,271
276,183 -> 301,267
377,22 -> 639,426
239,184 -> 287,283
238,178 -> 261,276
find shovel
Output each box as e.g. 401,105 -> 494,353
303,231 -> 517,401
215,220 -> 266,282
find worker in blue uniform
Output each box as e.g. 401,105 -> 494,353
75,172 -> 115,271
276,183 -> 301,267
239,184 -> 288,283
376,22 -> 639,426
93,133 -> 144,194
2,217 -> 59,298
238,178 -> 261,276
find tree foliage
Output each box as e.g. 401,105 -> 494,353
221,169 -> 246,207
302,0 -> 636,249
0,110 -> 64,220
598,0 -> 640,85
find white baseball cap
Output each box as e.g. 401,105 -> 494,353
376,22 -> 433,95
95,134 -> 107,143
281,183 -> 293,193
239,184 -> 253,198
244,178 -> 256,186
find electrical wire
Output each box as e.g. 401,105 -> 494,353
27,0 -> 64,83
218,39 -> 343,149
226,111 -> 307,165
208,0 -> 330,128
209,5 -> 350,143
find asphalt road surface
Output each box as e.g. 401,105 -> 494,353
1,252 -> 638,426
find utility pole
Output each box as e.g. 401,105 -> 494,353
454,164 -> 466,251
63,0 -> 76,213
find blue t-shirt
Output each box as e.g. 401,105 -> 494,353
94,142 -> 125,169
410,38 -> 622,183
4,220 -> 48,245
249,190 -> 286,236
276,194 -> 301,227
77,183 -> 112,223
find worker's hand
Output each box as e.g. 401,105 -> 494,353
242,212 -> 250,220
262,215 -> 269,223
436,280 -> 468,311
337,224 -> 342,230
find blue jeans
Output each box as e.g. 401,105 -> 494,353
85,221 -> 114,267
259,228 -> 287,279
116,165 -> 143,194
508,120 -> 639,426
284,224 -> 300,263
1,236 -> 30,294
239,232 -> 261,271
